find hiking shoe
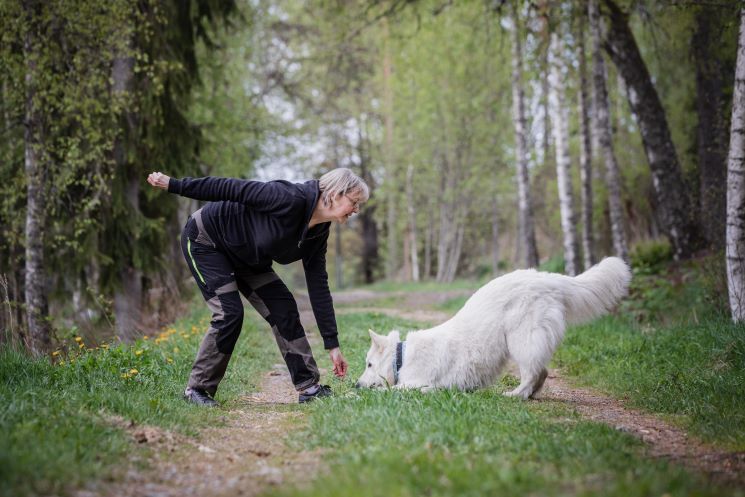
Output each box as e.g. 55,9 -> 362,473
184,387 -> 218,407
298,384 -> 332,403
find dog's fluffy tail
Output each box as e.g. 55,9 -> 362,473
564,257 -> 631,325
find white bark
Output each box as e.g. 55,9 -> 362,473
23,0 -> 51,354
726,8 -> 745,322
578,14 -> 595,269
589,0 -> 629,262
510,6 -> 539,268
548,30 -> 581,276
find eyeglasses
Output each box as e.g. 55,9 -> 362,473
344,194 -> 361,211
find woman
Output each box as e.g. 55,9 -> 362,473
147,168 -> 369,405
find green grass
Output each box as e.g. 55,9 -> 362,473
276,311 -> 744,497
555,315 -> 745,449
0,302 -> 279,497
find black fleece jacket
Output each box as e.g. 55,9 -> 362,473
168,176 -> 338,350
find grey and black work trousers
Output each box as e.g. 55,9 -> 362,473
180,211 -> 320,396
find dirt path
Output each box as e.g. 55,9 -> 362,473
78,288 -> 743,496
328,290 -> 745,488
76,366 -> 321,497
540,373 -> 745,487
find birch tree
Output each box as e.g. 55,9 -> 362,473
577,11 -> 595,269
510,5 -> 539,268
589,0 -> 628,262
22,0 -> 51,354
111,29 -> 141,342
726,8 -> 745,322
548,29 -> 581,275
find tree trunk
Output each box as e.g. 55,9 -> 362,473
726,8 -> 745,322
510,5 -> 539,268
549,30 -> 582,276
424,202 -> 433,279
382,18 -> 398,280
590,0 -> 629,262
359,144 -> 379,284
23,0 -> 52,355
577,12 -> 595,269
491,199 -> 500,276
112,43 -> 141,342
694,6 -> 730,250
406,165 -> 419,282
601,0 -> 700,259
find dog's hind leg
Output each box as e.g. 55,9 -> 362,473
504,311 -> 563,400
504,363 -> 546,400
529,368 -> 549,398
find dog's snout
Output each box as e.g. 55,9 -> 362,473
354,382 -> 361,389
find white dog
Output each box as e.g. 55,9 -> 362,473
355,257 -> 631,399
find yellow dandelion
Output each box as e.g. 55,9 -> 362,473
59,360 -> 66,366
78,343 -> 85,349
166,357 -> 173,363
52,350 -> 61,357
121,372 -> 130,379
143,335 -> 149,340
101,344 -> 109,349
135,350 -> 143,356
173,347 -> 179,353
129,368 -> 138,375
74,336 -> 83,343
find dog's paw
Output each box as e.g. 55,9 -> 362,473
503,388 -> 531,400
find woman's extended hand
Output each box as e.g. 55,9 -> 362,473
328,347 -> 348,378
147,172 -> 170,190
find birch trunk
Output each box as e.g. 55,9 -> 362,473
111,41 -> 142,342
549,31 -> 581,276
23,0 -> 52,355
510,6 -> 539,268
577,13 -> 595,268
726,8 -> 745,322
590,0 -> 629,262
406,165 -> 419,282
601,0 -> 700,259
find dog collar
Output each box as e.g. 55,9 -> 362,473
393,341 -> 406,385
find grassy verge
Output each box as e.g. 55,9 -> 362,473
0,302 -> 279,497
280,311 -> 743,497
555,315 -> 745,449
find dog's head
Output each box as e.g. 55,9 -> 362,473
355,329 -> 400,388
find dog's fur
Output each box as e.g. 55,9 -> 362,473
356,257 -> 631,399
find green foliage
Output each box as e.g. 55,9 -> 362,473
275,311 -> 737,497
0,304 -> 277,497
629,239 -> 674,276
539,253 -> 566,274
556,315 -> 745,449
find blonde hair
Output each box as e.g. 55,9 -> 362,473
318,168 -> 370,205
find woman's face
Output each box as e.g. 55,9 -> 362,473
329,190 -> 363,224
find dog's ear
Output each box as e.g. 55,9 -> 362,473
368,329 -> 385,349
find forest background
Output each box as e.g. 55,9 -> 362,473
0,0 -> 742,354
